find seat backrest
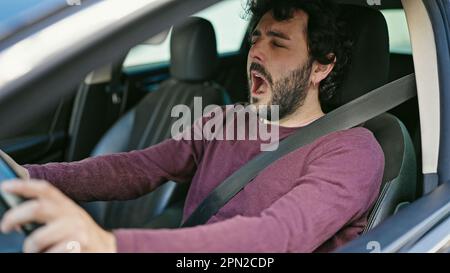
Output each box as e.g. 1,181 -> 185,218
331,5 -> 417,230
325,4 -> 390,110
86,17 -> 230,228
363,113 -> 416,230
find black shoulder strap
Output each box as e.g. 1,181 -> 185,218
181,74 -> 417,228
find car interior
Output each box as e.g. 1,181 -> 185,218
0,0 -> 422,246
77,1 -> 420,232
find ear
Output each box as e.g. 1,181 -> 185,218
311,54 -> 336,86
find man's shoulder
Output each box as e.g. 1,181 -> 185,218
332,126 -> 378,143
311,126 -> 384,160
321,126 -> 379,145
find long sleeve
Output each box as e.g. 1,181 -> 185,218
23,120 -> 206,202
113,134 -> 384,252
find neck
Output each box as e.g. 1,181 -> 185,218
270,88 -> 325,128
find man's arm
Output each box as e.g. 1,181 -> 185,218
23,119 -> 206,202
113,132 -> 384,252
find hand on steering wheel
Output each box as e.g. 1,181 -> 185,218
0,179 -> 116,253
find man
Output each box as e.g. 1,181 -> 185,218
0,0 -> 384,253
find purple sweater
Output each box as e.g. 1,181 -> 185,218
24,112 -> 384,253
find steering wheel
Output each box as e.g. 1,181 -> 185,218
0,153 -> 40,252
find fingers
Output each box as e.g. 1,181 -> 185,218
23,220 -> 70,253
0,200 -> 46,233
0,178 -> 113,253
1,180 -> 59,200
0,181 -> 66,233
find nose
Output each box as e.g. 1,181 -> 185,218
248,40 -> 265,64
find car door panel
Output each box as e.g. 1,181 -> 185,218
0,97 -> 73,165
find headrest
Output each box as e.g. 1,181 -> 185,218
170,17 -> 218,82
326,5 -> 390,108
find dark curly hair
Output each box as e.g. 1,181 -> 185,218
245,0 -> 353,104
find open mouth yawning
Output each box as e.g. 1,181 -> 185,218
251,71 -> 270,97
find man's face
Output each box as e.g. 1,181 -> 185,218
247,10 -> 313,120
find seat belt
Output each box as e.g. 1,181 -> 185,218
181,73 -> 417,228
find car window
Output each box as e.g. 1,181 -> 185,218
381,9 -> 412,54
123,0 -> 249,68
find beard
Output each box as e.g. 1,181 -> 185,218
248,59 -> 313,121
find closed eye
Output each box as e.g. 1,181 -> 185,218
272,40 -> 286,49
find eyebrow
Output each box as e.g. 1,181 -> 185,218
267,30 -> 291,40
251,28 -> 291,41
